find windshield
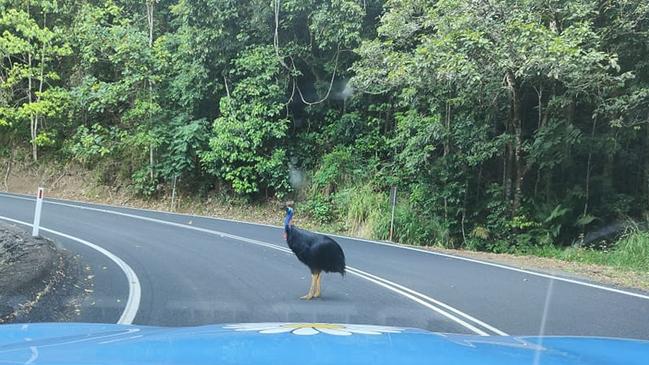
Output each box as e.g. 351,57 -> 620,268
1,0 -> 648,362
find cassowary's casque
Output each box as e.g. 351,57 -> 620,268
284,204 -> 346,300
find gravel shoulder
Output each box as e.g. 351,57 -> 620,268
0,222 -> 92,323
418,246 -> 649,293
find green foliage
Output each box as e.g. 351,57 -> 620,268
303,193 -> 335,224
310,0 -> 364,50
0,0 -> 72,159
66,124 -> 124,166
527,227 -> 649,273
342,184 -> 386,235
511,204 -> 570,251
130,168 -> 158,198
380,198 -> 451,247
311,146 -> 359,193
2,0 -> 649,263
611,230 -> 649,272
158,117 -> 209,181
201,46 -> 291,197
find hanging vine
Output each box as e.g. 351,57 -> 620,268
273,0 -> 340,106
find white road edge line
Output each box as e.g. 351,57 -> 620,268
0,194 -> 504,336
0,215 -> 141,325
2,192 -> 646,301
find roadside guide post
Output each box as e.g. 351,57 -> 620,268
32,187 -> 44,237
389,186 -> 397,242
171,175 -> 178,211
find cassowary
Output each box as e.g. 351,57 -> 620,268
284,204 -> 346,300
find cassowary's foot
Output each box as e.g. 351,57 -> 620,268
300,293 -> 314,300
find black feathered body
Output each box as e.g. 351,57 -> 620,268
286,226 -> 346,275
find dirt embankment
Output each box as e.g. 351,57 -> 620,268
0,222 -> 91,323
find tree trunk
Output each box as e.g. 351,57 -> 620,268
147,0 -> 155,181
513,126 -> 523,215
444,101 -> 451,157
3,148 -> 13,191
583,117 -> 598,217
476,164 -> 483,202
461,176 -> 469,247
28,52 -> 37,162
506,71 -> 524,216
646,123 -> 649,208
34,12 -> 46,162
503,136 -> 512,202
443,101 -> 451,223
533,86 -> 543,198
147,2 -> 154,48
223,75 -> 231,97
535,85 -> 543,129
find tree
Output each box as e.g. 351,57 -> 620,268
0,0 -> 70,161
201,46 -> 291,197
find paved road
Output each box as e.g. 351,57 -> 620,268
1,192 -> 648,339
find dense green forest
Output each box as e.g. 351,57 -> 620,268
1,0 -> 649,254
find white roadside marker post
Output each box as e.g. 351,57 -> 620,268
32,187 -> 44,237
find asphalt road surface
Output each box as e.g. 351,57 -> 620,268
1,192 -> 648,339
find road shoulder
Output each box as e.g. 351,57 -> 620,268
0,222 -> 92,323
420,246 -> 649,293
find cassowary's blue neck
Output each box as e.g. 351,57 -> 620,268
284,207 -> 294,234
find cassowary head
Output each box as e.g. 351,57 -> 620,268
284,203 -> 294,237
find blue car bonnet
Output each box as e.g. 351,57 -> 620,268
0,322 -> 647,365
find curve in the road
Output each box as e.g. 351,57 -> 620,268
2,192 -> 648,340
0,195 -> 504,336
0,215 -> 141,325
5,192 -> 646,301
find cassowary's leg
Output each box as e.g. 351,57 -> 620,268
313,272 -> 322,298
300,273 -> 317,300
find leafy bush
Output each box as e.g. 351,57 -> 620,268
341,184 -> 386,237
386,201 -> 451,246
158,118 -> 209,183
130,168 -> 159,198
521,226 -> 649,273
303,193 -> 335,224
609,230 -> 649,272
65,124 -> 125,166
311,146 -> 359,194
200,46 -> 290,197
